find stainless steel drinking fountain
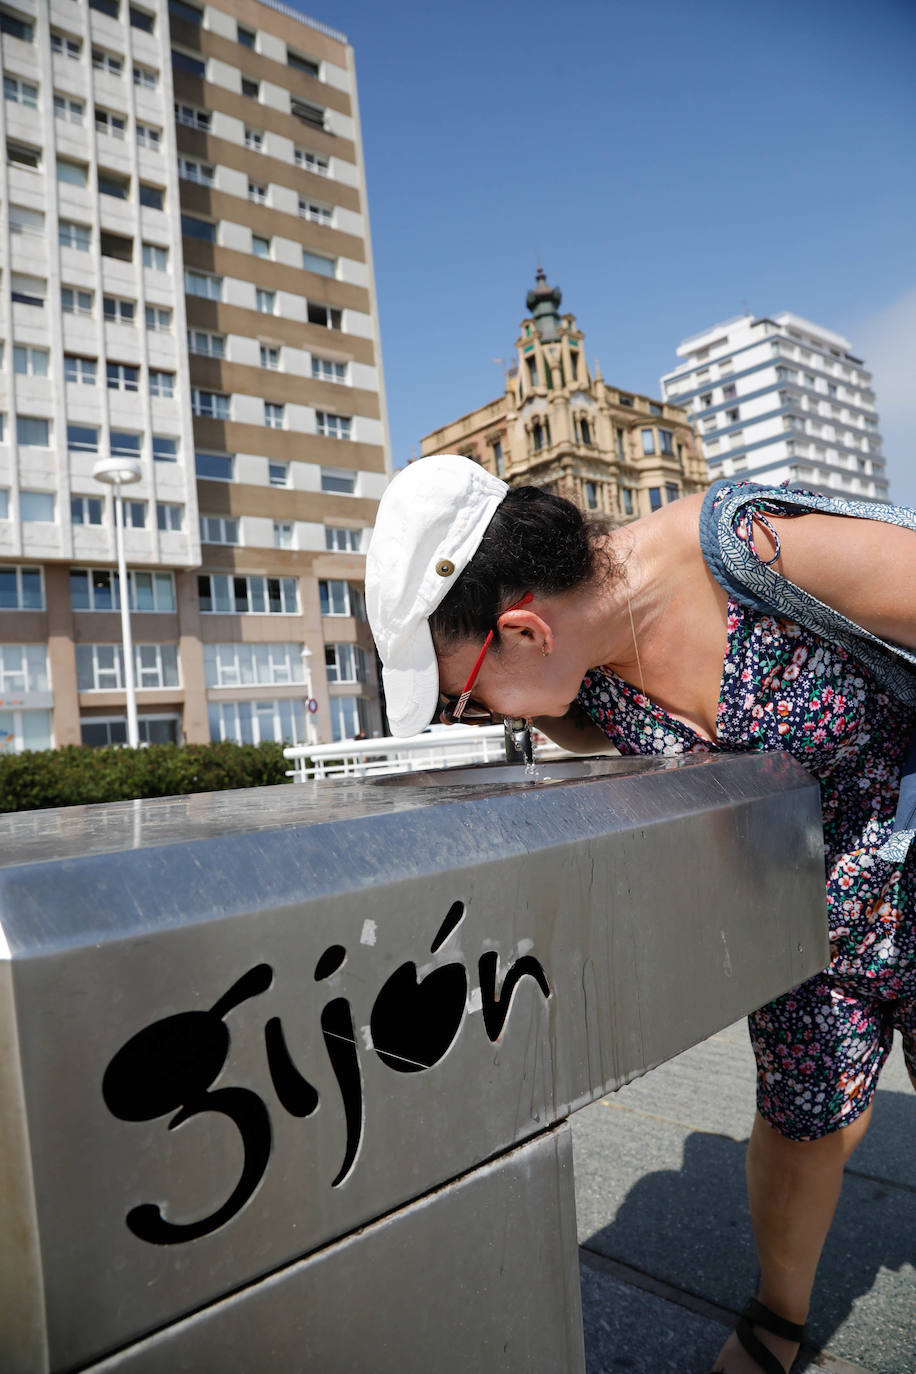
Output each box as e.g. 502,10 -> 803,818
0,752 -> 828,1373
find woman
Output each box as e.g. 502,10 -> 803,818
365,454 -> 916,1374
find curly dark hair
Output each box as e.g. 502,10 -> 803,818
430,485 -> 616,650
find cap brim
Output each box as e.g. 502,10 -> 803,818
381,618 -> 441,737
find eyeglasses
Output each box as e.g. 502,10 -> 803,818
439,593 -> 533,726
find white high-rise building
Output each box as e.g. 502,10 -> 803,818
661,312 -> 888,501
0,0 -> 390,754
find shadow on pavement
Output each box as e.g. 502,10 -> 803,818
583,1086 -> 916,1368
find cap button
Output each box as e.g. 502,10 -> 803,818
436,559 -> 455,577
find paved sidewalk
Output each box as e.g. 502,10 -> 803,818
571,1020 -> 916,1374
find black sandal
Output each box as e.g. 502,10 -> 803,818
734,1298 -> 807,1374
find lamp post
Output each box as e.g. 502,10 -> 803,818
300,645 -> 318,747
93,456 -> 142,748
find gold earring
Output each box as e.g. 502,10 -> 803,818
541,644 -> 549,658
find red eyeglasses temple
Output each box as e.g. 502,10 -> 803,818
452,593 -> 533,719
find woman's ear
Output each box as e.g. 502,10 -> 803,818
497,607 -> 555,655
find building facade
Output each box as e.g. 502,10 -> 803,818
0,0 -> 389,755
421,269 -> 707,521
661,312 -> 888,500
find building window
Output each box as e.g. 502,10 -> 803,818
659,429 -> 674,455
59,220 -> 91,251
618,394 -> 633,408
649,487 -> 662,511
169,0 -> 202,21
71,568 -> 176,612
317,412 -> 352,441
98,171 -> 129,199
721,383 -> 737,401
325,643 -> 369,684
146,305 -> 172,331
64,355 -> 97,385
20,491 -> 55,522
621,487 -> 634,516
181,214 -> 216,243
192,389 -> 230,420
90,0 -> 120,17
157,503 -> 183,532
649,402 -> 662,417
312,356 -> 346,383
307,302 -> 342,330
641,428 -> 655,455
245,127 -> 263,150
4,74 -> 38,106
195,451 -> 234,481
295,148 -> 329,175
54,93 -> 84,123
13,346 -> 48,377
110,431 -> 142,460
200,515 -> 240,545
209,698 -> 304,747
320,466 -> 356,493
264,403 -> 285,430
103,295 -> 135,323
174,103 -> 209,130
0,565 -> 43,609
172,49 -> 205,78
142,242 -> 168,270
325,526 -> 362,552
665,482 -> 680,502
579,418 -> 592,445
51,31 -> 81,58
77,642 -> 179,691
329,697 -> 368,743
319,580 -> 365,618
189,331 -> 226,359
269,461 -> 290,488
248,181 -> 268,205
7,141 -> 41,170
9,206 -> 44,237
11,273 -> 45,307
0,644 -> 49,693
273,521 -> 294,549
178,158 -> 214,186
101,231 -> 133,261
16,417 -> 50,447
585,481 -> 598,510
299,200 -> 332,226
291,97 -> 324,129
302,250 -> 336,279
725,408 -> 739,424
68,424 -> 99,455
198,574 -> 298,615
241,77 -> 259,99
130,7 -> 155,33
252,235 -> 271,259
153,436 -> 178,463
91,48 -> 123,77
491,439 -> 504,476
256,289 -> 276,314
185,270 -> 222,299
237,24 -> 255,47
1,7 -> 34,41
149,369 -> 174,397
260,345 -> 280,369
95,107 -> 126,139
80,716 -> 179,747
107,362 -> 140,392
204,643 -> 304,689
121,500 -> 146,529
136,122 -> 161,150
132,64 -> 158,88
0,709 -> 52,753
288,49 -> 320,76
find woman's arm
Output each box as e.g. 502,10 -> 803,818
533,702 -> 614,754
754,513 -> 916,650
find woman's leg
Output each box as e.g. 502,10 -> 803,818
712,1105 -> 872,1373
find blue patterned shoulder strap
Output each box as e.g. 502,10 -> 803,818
699,478 -> 916,863
699,478 -> 916,709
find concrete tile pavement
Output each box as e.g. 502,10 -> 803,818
572,1021 -> 915,1374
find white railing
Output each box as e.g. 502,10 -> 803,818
283,724 -> 565,781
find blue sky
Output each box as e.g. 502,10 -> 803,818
297,0 -> 916,503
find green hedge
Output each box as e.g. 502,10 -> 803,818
0,741 -> 294,814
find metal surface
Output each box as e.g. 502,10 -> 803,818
0,751 -> 828,1372
90,1125 -> 585,1374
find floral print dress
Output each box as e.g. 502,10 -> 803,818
576,558 -> 916,1142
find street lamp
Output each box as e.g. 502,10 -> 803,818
93,456 -> 142,748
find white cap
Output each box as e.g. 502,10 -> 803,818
366,455 -> 509,736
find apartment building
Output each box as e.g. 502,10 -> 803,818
661,312 -> 888,500
422,269 -> 707,519
0,0 -> 389,755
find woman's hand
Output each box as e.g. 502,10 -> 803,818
533,702 -> 614,754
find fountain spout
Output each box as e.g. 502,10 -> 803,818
504,718 -> 534,765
